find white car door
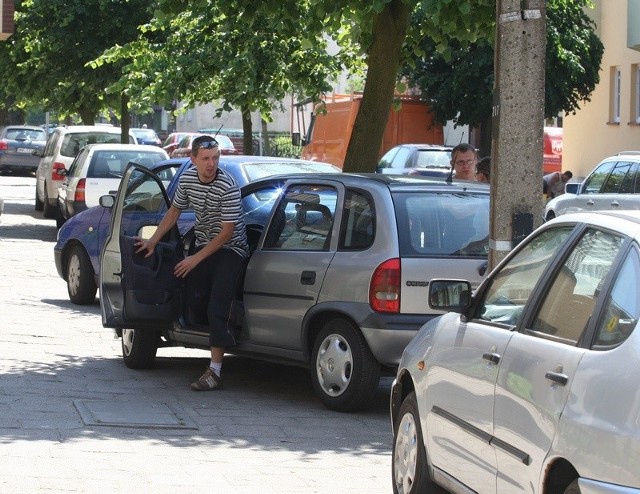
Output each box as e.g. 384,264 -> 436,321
425,225 -> 576,492
493,227 -> 626,492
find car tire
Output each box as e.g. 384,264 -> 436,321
392,391 -> 442,494
42,186 -> 57,219
121,328 -> 159,369
66,246 -> 97,305
563,480 -> 580,494
35,186 -> 44,211
311,318 -> 380,412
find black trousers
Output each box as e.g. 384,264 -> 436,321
186,247 -> 246,348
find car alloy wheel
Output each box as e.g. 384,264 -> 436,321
66,246 -> 97,305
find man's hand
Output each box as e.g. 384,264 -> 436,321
134,237 -> 156,258
174,256 -> 201,278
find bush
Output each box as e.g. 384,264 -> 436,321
268,135 -> 302,159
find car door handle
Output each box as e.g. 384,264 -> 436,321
300,270 -> 316,285
482,352 -> 501,365
586,199 -> 595,206
611,200 -> 620,207
545,371 -> 568,386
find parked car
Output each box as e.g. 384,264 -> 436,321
98,168 -> 490,411
56,144 -> 168,227
130,127 -> 161,146
170,133 -> 239,158
54,156 -> 340,305
545,151 -> 640,221
391,210 -> 640,493
0,125 -> 47,174
162,132 -> 193,155
35,125 -> 137,219
376,144 -> 452,178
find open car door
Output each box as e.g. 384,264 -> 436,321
100,163 -> 184,331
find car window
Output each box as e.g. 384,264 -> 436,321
583,161 -> 616,194
87,150 -> 166,178
263,185 -> 337,251
60,132 -> 131,158
593,246 -> 640,347
339,189 -> 375,250
391,147 -> 413,169
67,148 -> 89,178
378,148 -> 398,169
395,192 -> 489,257
601,162 -> 632,193
177,136 -> 191,149
476,226 -> 574,326
530,228 -> 624,344
43,132 -> 59,157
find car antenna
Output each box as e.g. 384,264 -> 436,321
213,124 -> 223,138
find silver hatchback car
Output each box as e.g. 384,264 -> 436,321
100,166 -> 490,412
391,210 -> 640,493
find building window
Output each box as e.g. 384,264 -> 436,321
633,64 -> 640,124
611,66 -> 621,124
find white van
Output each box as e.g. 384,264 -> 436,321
34,126 -> 137,219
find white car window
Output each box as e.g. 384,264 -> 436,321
583,161 -> 616,193
476,226 -> 574,326
531,228 -> 624,343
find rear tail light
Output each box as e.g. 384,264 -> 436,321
74,178 -> 86,203
52,162 -> 66,180
0,140 -> 7,151
369,258 -> 401,313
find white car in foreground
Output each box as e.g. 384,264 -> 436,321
391,210 -> 640,494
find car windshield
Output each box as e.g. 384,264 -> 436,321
242,162 -> 340,181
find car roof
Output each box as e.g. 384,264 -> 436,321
247,171 -> 490,193
83,143 -> 166,152
550,209 -> 640,227
54,125 -> 129,134
393,144 -> 453,151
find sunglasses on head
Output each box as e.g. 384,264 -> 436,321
193,139 -> 219,151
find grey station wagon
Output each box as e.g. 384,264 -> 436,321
100,164 -> 490,411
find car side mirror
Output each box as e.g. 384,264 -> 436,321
565,182 -> 580,195
99,195 -> 115,208
429,279 -> 472,312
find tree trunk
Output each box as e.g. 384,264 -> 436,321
120,93 -> 130,144
78,106 -> 95,126
261,118 -> 270,155
343,0 -> 410,172
241,104 -> 253,155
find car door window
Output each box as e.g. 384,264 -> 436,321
339,189 -> 374,250
475,226 -> 574,325
594,246 -> 640,346
263,185 -> 337,251
530,228 -> 624,344
601,162 -> 632,193
583,161 -> 616,193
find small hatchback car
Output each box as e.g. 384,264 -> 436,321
391,210 -> 640,493
100,164 -> 490,411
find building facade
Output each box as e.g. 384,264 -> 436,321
564,0 -> 640,178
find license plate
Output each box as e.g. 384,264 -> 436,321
17,147 -> 32,153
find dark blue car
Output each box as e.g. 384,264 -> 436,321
54,155 -> 340,304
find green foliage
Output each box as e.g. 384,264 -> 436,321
0,0 -> 156,122
402,0 -> 603,127
268,135 -> 302,159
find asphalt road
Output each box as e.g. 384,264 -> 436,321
0,173 -> 394,493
